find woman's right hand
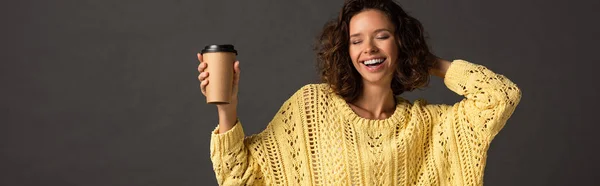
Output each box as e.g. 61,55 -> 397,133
197,53 -> 241,133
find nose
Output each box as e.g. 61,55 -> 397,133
363,41 -> 379,54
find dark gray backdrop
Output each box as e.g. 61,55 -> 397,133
2,0 -> 599,185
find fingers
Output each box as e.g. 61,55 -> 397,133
234,61 -> 240,72
198,71 -> 209,81
200,79 -> 209,95
197,58 -> 238,95
197,53 -> 207,73
198,71 -> 209,95
196,52 -> 208,95
233,61 -> 240,85
197,53 -> 203,63
198,62 -> 207,73
198,68 -> 209,95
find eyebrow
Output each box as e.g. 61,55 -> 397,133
349,28 -> 392,38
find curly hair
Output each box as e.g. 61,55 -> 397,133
315,0 -> 436,103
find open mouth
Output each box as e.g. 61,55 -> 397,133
361,58 -> 386,67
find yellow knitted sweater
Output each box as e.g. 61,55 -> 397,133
210,60 -> 521,185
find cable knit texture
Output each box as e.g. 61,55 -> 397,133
210,60 -> 521,185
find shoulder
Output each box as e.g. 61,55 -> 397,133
393,97 -> 450,116
293,83 -> 334,98
406,98 -> 452,122
297,83 -> 331,92
275,83 -> 332,107
288,83 -> 337,108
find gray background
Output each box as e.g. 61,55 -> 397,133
1,0 -> 599,185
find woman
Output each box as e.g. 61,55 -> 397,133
197,0 -> 521,185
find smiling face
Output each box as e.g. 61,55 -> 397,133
348,9 -> 398,86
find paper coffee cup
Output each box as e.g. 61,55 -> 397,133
201,44 -> 237,104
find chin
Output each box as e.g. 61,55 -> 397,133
354,62 -> 395,85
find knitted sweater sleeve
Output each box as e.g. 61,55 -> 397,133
424,60 -> 521,184
209,88 -> 303,185
432,59 -> 522,139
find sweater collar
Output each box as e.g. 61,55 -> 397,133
330,90 -> 408,126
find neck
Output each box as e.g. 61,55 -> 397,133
349,81 -> 397,119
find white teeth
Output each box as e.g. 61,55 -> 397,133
363,58 -> 385,65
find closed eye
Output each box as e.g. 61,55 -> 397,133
377,36 -> 390,39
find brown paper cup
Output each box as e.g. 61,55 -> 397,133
201,45 -> 237,104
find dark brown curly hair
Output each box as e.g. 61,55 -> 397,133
315,0 -> 436,103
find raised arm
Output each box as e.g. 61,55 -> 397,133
430,58 -> 522,139
210,119 -> 264,185
210,88 -> 304,185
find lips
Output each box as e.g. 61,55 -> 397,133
360,57 -> 386,65
360,58 -> 386,72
